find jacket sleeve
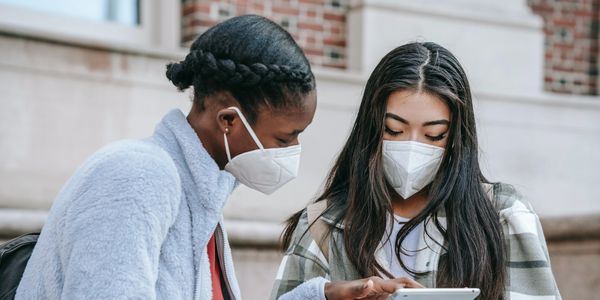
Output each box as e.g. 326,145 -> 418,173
270,210 -> 330,300
60,149 -> 181,299
499,191 -> 562,300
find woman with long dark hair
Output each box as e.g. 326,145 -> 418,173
272,42 -> 561,300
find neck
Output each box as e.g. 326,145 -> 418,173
186,108 -> 228,170
391,189 -> 429,219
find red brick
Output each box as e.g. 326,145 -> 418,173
553,18 -> 577,27
252,3 -> 265,11
323,37 -> 346,47
299,0 -> 325,4
330,24 -> 343,35
322,62 -> 346,69
272,5 -> 300,15
303,48 -> 324,56
574,10 -> 594,17
324,12 -> 345,22
182,3 -> 211,16
554,43 -> 576,50
298,22 -> 324,31
306,9 -> 318,18
190,19 -> 217,27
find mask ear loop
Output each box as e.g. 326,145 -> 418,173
226,106 -> 265,151
224,133 -> 232,162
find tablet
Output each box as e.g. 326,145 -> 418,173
392,288 -> 480,300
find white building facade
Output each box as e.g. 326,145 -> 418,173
0,0 -> 598,299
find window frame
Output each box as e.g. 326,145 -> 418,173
0,0 -> 181,51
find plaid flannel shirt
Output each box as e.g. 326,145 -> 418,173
270,183 -> 562,300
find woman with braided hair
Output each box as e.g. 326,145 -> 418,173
17,15 -> 326,299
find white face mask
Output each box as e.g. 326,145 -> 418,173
223,106 -> 301,195
382,140 -> 445,199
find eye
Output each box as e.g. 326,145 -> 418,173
385,127 -> 403,136
426,134 -> 446,141
277,137 -> 294,146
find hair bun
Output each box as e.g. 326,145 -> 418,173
165,62 -> 194,91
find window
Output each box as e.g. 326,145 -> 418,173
0,0 -> 140,26
0,0 -> 181,51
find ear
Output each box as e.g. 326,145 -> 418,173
216,108 -> 237,135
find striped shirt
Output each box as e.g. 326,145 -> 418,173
270,183 -> 562,300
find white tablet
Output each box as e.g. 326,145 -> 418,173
392,288 -> 480,300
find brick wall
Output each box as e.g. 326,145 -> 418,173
529,0 -> 600,95
181,0 -> 599,96
181,0 -> 348,69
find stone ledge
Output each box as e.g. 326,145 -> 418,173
2,208 -> 598,247
541,214 -> 600,242
0,208 -> 46,238
0,209 -> 284,248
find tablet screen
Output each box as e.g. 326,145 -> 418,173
392,288 -> 480,300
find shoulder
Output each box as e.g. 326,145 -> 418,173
284,207 -> 330,270
491,182 -> 535,215
83,139 -> 180,184
289,208 -> 311,247
491,183 -> 543,237
286,207 -> 324,255
69,139 -> 182,215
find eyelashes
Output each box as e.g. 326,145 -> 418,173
385,127 -> 447,141
384,127 -> 402,136
426,134 -> 446,141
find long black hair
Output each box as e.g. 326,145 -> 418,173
166,15 -> 315,122
282,42 -> 506,299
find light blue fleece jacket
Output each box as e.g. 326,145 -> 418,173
16,109 -> 242,299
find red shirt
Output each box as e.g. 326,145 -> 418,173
207,233 -> 225,300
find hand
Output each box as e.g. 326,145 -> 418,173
389,277 -> 423,289
324,276 -> 424,300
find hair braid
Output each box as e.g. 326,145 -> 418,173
167,49 -> 313,90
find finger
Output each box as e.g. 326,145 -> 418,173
377,280 -> 406,293
394,277 -> 425,288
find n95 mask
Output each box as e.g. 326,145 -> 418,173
223,107 -> 301,195
382,140 -> 445,199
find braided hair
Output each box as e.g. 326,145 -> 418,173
166,15 -> 315,123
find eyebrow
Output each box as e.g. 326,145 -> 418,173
423,120 -> 450,127
385,112 -> 450,126
385,113 -> 409,124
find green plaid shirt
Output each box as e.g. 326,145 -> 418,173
270,183 -> 562,299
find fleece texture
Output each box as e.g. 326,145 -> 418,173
16,109 -> 241,300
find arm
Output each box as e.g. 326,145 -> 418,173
60,148 -> 181,299
501,198 -> 562,299
270,209 -> 330,300
269,211 -> 414,300
271,253 -> 330,300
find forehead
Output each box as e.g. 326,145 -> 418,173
386,90 -> 450,122
254,93 -> 317,129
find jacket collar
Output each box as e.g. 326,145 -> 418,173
319,202 -> 345,230
151,109 -> 237,267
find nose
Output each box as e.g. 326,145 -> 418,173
409,130 -> 420,142
291,137 -> 300,146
